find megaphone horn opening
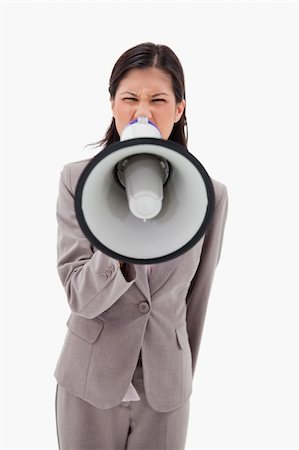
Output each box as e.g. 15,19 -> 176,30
74,137 -> 215,264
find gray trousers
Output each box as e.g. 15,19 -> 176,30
55,358 -> 190,450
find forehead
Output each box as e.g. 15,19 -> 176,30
116,67 -> 173,95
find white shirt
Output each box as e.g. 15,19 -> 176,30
120,264 -> 152,402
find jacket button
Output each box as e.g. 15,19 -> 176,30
138,301 -> 150,314
101,273 -> 108,280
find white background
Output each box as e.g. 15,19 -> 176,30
1,1 -> 297,449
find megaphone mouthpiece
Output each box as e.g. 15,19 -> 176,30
120,116 -> 161,141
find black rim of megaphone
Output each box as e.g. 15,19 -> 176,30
75,137 -> 215,265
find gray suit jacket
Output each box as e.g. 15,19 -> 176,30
54,158 -> 228,413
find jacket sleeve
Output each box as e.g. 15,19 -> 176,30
186,184 -> 228,376
56,163 -> 137,319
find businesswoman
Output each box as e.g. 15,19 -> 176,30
54,42 -> 228,450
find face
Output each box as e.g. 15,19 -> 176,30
111,67 -> 185,140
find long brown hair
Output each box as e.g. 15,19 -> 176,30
85,42 -> 188,150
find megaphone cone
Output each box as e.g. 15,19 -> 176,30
75,118 -> 215,264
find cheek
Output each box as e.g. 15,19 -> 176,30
114,119 -> 124,137
160,111 -> 176,137
113,110 -> 130,136
161,105 -> 177,122
114,104 -> 132,121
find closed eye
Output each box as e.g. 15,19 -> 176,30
122,97 -> 166,103
121,97 -> 137,102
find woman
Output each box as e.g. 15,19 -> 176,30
54,42 -> 228,450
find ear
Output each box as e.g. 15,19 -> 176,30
174,99 -> 186,123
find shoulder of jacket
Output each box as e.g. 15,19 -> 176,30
60,157 -> 94,194
210,178 -> 228,207
63,157 -> 93,172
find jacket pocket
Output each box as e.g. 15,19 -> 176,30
175,321 -> 189,349
66,314 -> 104,343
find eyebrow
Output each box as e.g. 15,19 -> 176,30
152,92 -> 169,97
120,91 -> 169,97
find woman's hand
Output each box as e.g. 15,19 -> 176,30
118,261 -> 136,282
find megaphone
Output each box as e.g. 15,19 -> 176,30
75,117 -> 215,264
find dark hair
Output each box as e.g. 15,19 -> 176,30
85,42 -> 188,150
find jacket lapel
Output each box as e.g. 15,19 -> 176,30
135,265 -> 151,302
135,256 -> 182,302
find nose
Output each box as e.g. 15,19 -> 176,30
133,101 -> 153,120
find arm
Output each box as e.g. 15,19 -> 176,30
56,163 -> 137,319
186,183 -> 228,376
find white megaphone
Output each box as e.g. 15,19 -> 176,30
75,117 -> 215,264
